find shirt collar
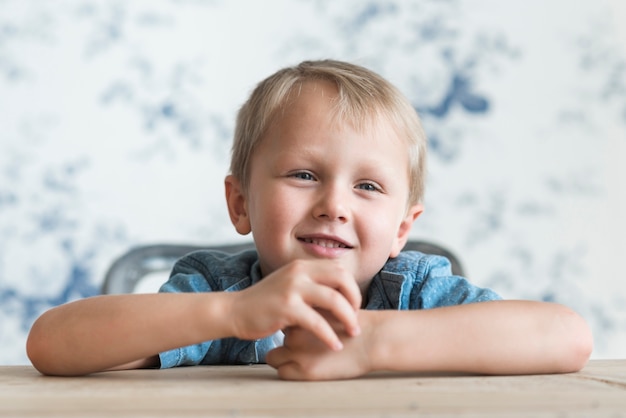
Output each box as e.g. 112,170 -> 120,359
364,269 -> 409,310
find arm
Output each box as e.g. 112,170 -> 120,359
266,300 -> 593,380
27,293 -> 228,376
27,259 -> 362,376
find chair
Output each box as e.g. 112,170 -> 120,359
101,240 -> 464,294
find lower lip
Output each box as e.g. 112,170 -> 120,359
299,240 -> 351,258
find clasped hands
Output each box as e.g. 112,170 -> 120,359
229,259 -> 374,380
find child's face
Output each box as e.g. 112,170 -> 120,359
227,81 -> 422,291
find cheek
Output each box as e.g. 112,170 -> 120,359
358,204 -> 406,248
248,191 -> 294,234
363,202 -> 400,231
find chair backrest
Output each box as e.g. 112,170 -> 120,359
101,240 -> 464,294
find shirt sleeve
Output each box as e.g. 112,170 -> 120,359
410,254 -> 502,309
156,251 -> 282,368
157,256 -> 217,369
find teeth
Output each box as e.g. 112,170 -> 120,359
303,238 -> 347,248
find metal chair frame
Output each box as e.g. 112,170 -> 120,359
102,240 -> 464,294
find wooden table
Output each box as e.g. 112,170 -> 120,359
1,360 -> 625,417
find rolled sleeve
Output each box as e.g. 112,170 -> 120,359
156,250 -> 279,368
411,254 -> 501,309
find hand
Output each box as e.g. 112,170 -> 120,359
266,310 -> 375,381
229,259 -> 362,351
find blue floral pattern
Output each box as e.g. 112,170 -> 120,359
1,0 -> 625,364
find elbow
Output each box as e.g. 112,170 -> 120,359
26,316 -> 61,376
26,319 -> 47,375
26,318 -> 51,375
554,305 -> 593,373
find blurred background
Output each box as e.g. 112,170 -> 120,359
1,0 -> 625,365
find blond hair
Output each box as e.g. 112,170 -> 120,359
230,59 -> 427,205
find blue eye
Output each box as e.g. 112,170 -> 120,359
291,172 -> 315,181
356,182 -> 380,192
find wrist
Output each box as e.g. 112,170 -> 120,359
359,311 -> 394,372
219,291 -> 240,338
196,291 -> 239,339
358,310 -> 387,373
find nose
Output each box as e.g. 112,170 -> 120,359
312,184 -> 349,223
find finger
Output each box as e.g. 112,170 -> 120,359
281,326 -> 317,351
282,326 -> 293,337
303,284 -> 361,337
266,346 -> 291,368
266,349 -> 309,381
275,363 -> 309,381
310,263 -> 362,311
286,303 -> 344,351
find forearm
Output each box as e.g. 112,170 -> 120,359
368,300 -> 593,375
26,293 -> 236,376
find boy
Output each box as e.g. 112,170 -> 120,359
27,60 -> 593,380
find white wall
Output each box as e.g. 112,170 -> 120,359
1,0 -> 625,364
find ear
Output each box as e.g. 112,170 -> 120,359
224,175 -> 252,235
389,203 -> 423,258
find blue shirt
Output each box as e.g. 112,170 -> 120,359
158,249 -> 501,368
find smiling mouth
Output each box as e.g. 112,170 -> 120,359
299,237 -> 351,249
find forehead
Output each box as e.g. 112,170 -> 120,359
259,82 -> 409,166
274,80 -> 406,143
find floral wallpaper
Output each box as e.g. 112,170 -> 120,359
1,0 -> 625,364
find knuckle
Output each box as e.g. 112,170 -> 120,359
281,291 -> 302,309
300,363 -> 323,381
284,259 -> 308,276
327,288 -> 348,309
